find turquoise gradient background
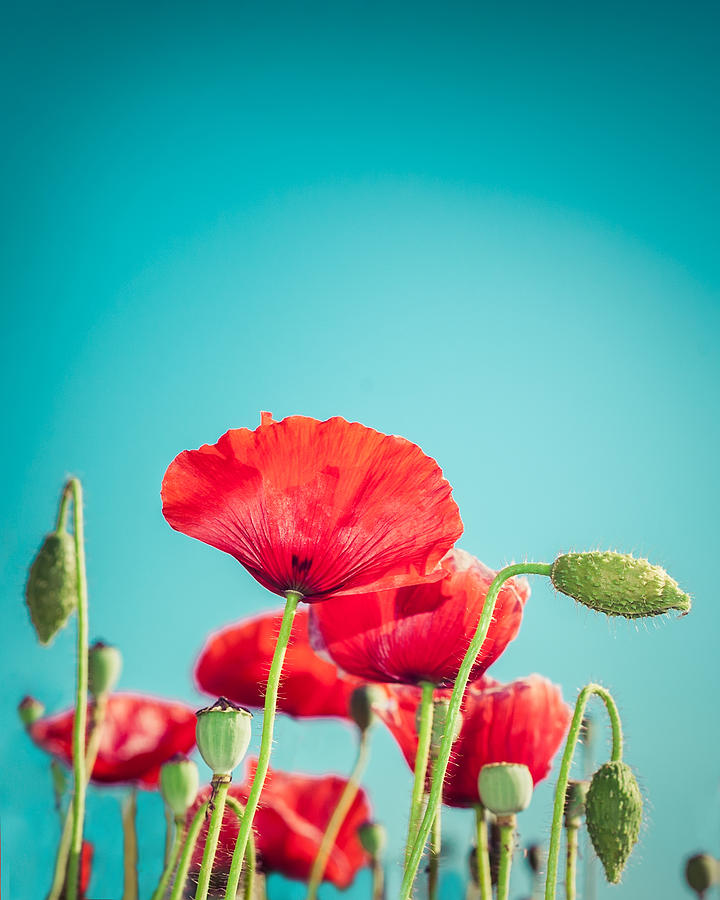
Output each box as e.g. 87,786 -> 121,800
2,2 -> 718,897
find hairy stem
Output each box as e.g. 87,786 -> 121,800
225,795 -> 257,900
151,817 -> 185,900
404,682 -> 435,866
565,827 -> 578,900
474,805 -> 492,900
496,818 -> 515,900
428,804 -> 441,900
195,780 -> 230,900
169,802 -> 209,900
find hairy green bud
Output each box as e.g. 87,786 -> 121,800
551,551 -> 691,619
349,684 -> 385,732
564,779 -> 589,828
25,531 -> 77,644
88,641 -> 123,698
478,763 -> 533,817
358,822 -> 387,858
585,761 -> 642,883
18,695 -> 45,727
195,697 -> 252,776
685,854 -> 719,896
160,756 -> 200,818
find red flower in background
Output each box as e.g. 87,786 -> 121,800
30,694 -> 196,787
195,608 -> 363,718
162,414 -> 462,602
310,549 -> 529,686
188,760 -> 370,888
79,841 -> 93,898
375,675 -> 571,807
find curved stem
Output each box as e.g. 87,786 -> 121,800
404,682 -> 435,866
226,591 -> 300,885
496,818 -> 515,900
474,805 -> 492,900
195,780 -> 230,900
224,796 -> 257,900
122,788 -> 139,900
565,827 -> 578,900
169,801 -> 209,900
306,727 -> 371,899
56,482 -> 72,532
544,683 -> 623,900
151,817 -> 185,900
400,563 -> 552,899
65,478 -> 90,900
428,804 -> 441,900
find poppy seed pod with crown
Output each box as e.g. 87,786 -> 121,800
18,696 -> 45,727
585,761 -> 642,883
551,551 -> 690,618
25,531 -> 77,645
195,697 -> 253,776
160,756 -> 200,818
88,641 -> 122,698
478,762 -> 533,817
358,822 -> 387,858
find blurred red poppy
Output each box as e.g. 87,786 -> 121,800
162,414 -> 462,602
195,608 -> 363,718
189,760 -> 370,887
79,841 -> 93,898
30,694 -> 196,787
375,675 -> 571,806
309,549 -> 529,686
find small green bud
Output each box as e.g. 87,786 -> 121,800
349,684 -> 385,732
551,551 -> 691,619
88,641 -> 122,698
18,696 -> 45,726
25,531 -> 77,644
564,779 -> 589,828
685,854 -> 719,896
478,763 -> 533,817
195,697 -> 252,776
585,761 -> 642,884
51,759 -> 68,799
160,755 -> 200,818
358,822 -> 387,858
526,843 -> 544,874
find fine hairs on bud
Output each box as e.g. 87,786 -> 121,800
585,761 -> 642,883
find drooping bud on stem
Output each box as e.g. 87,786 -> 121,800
18,695 -> 45,727
551,551 -> 691,618
160,755 -> 200,819
195,697 -> 252,776
88,641 -> 122,698
684,854 -> 719,897
478,763 -> 533,817
585,760 -> 642,883
564,779 -> 589,829
25,531 -> 77,644
358,822 -> 387,858
349,684 -> 385,733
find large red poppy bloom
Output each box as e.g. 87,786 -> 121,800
188,760 -> 370,888
30,693 -> 196,787
195,608 -> 363,718
161,414 -> 462,602
375,675 -> 571,807
309,549 -> 530,686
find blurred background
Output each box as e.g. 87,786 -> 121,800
2,1 -> 719,897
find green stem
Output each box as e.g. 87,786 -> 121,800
371,857 -> 385,900
164,803 -> 174,865
565,827 -> 578,900
56,482 -> 72,532
496,818 -> 515,900
225,796 -> 257,900
404,682 -> 435,865
65,478 -> 90,900
151,817 -> 185,900
122,788 -> 139,900
306,727 -> 372,899
544,683 -> 622,900
195,780 -> 230,900
226,590 -> 300,885
428,804 -> 441,900
474,805 -> 492,900
169,801 -> 209,900
400,563 -> 552,899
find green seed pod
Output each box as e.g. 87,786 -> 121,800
564,779 -> 589,828
585,761 -> 642,884
25,531 -> 78,645
195,697 -> 253,776
358,822 -> 387,858
88,641 -> 123,698
685,854 -> 719,896
160,755 -> 200,818
349,684 -> 385,732
18,695 -> 45,727
551,551 -> 690,619
478,763 -> 533,817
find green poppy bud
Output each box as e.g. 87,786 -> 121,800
160,755 -> 200,819
478,763 -> 533,817
551,551 -> 690,619
18,695 -> 45,727
88,641 -> 123,698
564,779 -> 589,828
195,697 -> 253,776
585,761 -> 642,884
685,854 -> 719,897
25,531 -> 77,645
349,684 -> 385,732
358,822 -> 387,858
51,759 -> 68,799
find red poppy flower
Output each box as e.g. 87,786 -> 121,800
161,414 -> 462,602
309,549 -> 530,686
375,675 -> 571,807
30,693 -> 196,787
195,608 -> 363,718
188,760 -> 370,887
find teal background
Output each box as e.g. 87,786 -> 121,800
2,1 -> 718,897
